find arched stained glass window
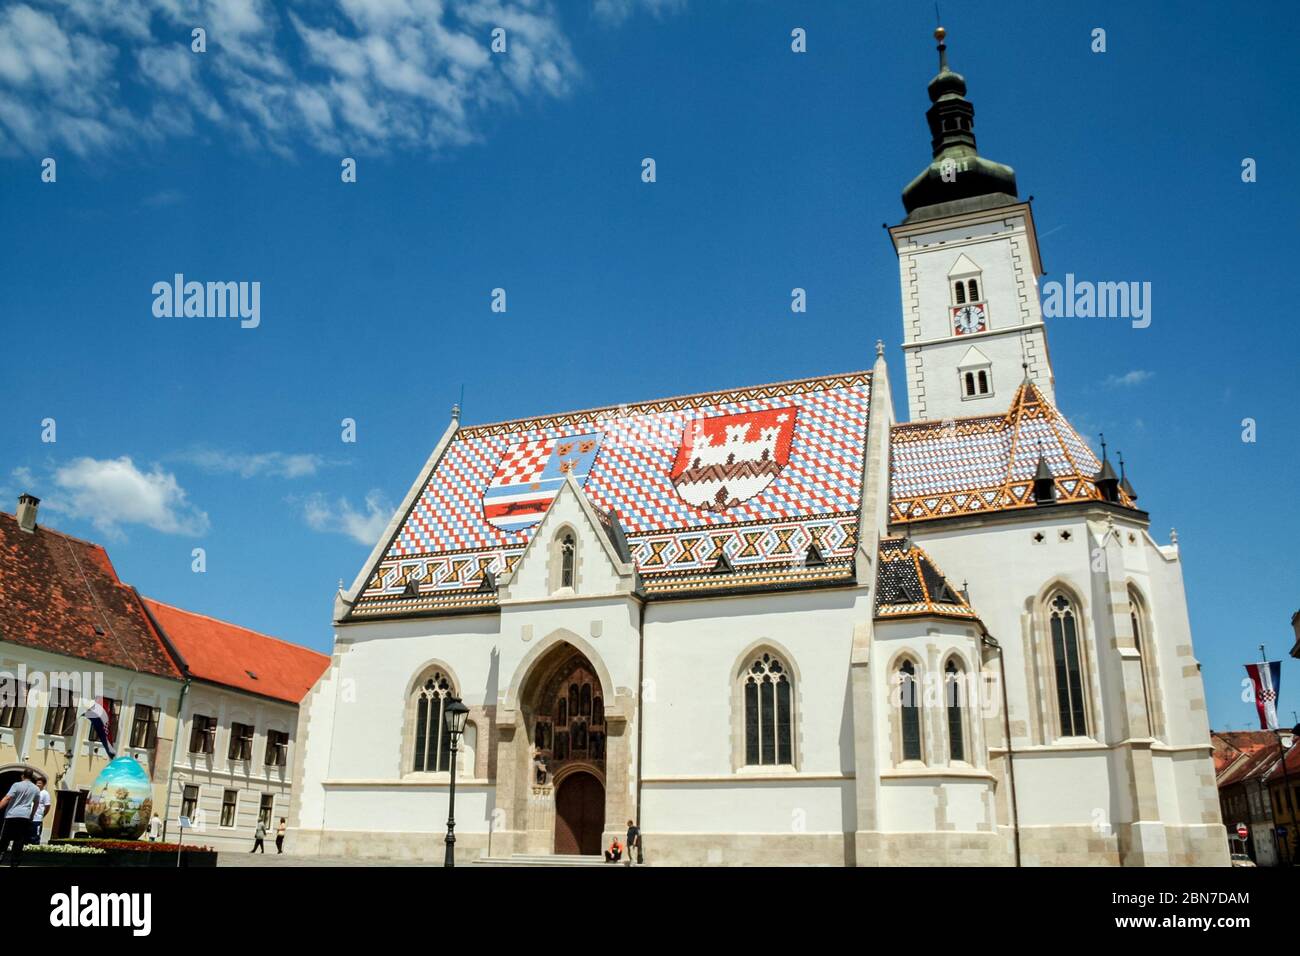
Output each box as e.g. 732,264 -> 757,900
413,672 -> 454,773
900,660 -> 922,762
743,653 -> 793,766
945,659 -> 965,763
1049,593 -> 1088,737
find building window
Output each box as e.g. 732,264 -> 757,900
189,715 -> 217,755
945,659 -> 966,763
962,368 -> 992,398
743,652 -> 793,766
85,698 -> 120,747
228,722 -> 255,761
0,678 -> 27,729
899,660 -> 922,762
265,730 -> 289,767
221,789 -> 238,827
180,785 -> 199,822
967,278 -> 980,302
1048,593 -> 1089,737
129,704 -> 158,749
560,533 -> 576,588
44,685 -> 78,736
953,280 -> 967,304
413,672 -> 454,773
259,793 -> 274,828
1129,589 -> 1158,738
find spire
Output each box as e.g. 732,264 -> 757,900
1032,440 -> 1056,504
1095,432 -> 1121,503
1117,451 -> 1137,502
901,25 -> 1019,220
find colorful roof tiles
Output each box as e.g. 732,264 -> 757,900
350,371 -> 873,617
890,380 -> 1137,524
875,537 -> 978,621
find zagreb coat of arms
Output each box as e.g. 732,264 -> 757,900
669,407 -> 796,512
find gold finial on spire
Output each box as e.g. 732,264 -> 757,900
934,25 -> 946,42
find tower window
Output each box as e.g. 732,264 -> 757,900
967,279 -> 979,302
953,281 -> 966,305
962,368 -> 992,399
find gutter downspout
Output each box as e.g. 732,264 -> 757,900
980,629 -> 1021,867
135,589 -> 191,844
160,679 -> 191,843
634,591 -> 646,860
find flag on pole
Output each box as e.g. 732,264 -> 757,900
84,699 -> 116,758
1245,661 -> 1283,731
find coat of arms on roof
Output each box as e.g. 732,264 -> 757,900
482,432 -> 603,532
670,407 -> 796,512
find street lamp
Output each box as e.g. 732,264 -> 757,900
443,697 -> 470,868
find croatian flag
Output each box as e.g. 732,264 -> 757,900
85,699 -> 116,758
1245,661 -> 1282,731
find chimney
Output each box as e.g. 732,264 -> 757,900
16,494 -> 39,533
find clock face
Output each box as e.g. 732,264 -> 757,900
952,304 -> 987,335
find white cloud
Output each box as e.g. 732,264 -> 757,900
303,490 -> 392,546
49,456 -> 209,536
0,0 -> 596,157
179,449 -> 324,479
1104,370 -> 1154,388
593,0 -> 687,25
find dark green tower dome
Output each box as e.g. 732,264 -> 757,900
901,26 -> 1018,222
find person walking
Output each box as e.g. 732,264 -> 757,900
623,819 -> 641,867
148,814 -> 163,842
30,775 -> 50,845
251,819 -> 267,853
0,769 -> 42,867
275,818 -> 286,854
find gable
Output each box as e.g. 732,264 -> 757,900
347,371 -> 872,618
498,477 -> 634,602
947,253 -> 981,277
956,345 -> 991,368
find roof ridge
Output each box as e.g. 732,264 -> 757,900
459,368 -> 873,433
142,597 -> 329,661
0,510 -> 114,555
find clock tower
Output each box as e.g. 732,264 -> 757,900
889,27 -> 1055,423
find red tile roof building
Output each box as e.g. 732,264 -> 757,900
142,599 -> 327,705
0,509 -> 182,680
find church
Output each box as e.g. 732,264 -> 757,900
289,29 -> 1227,867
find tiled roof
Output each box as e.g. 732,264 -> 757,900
875,537 -> 978,621
1212,731 -> 1295,787
0,511 -> 183,680
890,380 -> 1137,524
142,599 -> 329,704
351,371 -> 872,617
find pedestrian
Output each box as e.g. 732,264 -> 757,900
0,769 -> 42,867
275,817 -> 286,854
251,819 -> 267,853
148,813 -> 163,842
623,819 -> 641,866
604,838 -> 622,863
30,774 -> 50,845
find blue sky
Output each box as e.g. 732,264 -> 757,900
0,0 -> 1295,731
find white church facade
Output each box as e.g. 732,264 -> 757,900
289,29 -> 1227,867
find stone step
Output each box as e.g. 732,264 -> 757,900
474,853 -> 614,867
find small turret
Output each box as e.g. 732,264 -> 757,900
1095,433 -> 1121,503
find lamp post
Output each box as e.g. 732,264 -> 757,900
443,697 -> 470,868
